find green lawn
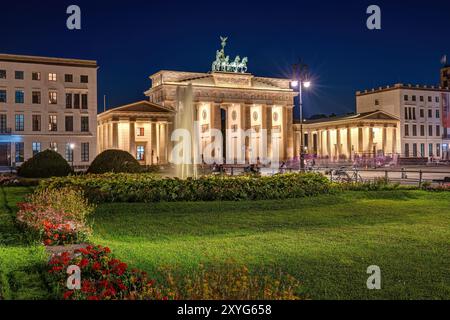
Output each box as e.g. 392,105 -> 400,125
91,190 -> 450,300
0,187 -> 50,300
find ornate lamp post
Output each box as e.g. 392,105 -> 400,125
291,62 -> 311,171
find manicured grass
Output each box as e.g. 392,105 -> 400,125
91,190 -> 450,300
0,187 -> 50,300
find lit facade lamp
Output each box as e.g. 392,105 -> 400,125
291,61 -> 311,171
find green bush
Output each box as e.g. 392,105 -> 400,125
39,172 -> 333,203
17,150 -> 72,178
87,150 -> 141,174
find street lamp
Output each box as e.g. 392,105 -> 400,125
70,143 -> 75,171
291,61 -> 311,171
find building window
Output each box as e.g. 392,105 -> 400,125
404,95 -> 408,101
32,91 -> 41,104
65,143 -> 74,162
81,94 -> 88,109
404,144 -> 409,157
65,116 -> 74,132
436,96 -> 440,103
420,96 -> 424,102
48,115 -> 57,131
74,94 -> 80,109
412,95 -> 416,102
404,107 -> 408,119
412,108 -> 416,120
412,143 -> 418,157
428,109 -> 432,118
49,91 -> 58,104
15,114 -> 24,131
32,72 -> 41,81
437,144 -> 441,157
50,142 -> 58,152
66,93 -> 72,108
0,90 -> 6,103
420,125 -> 425,136
428,125 -> 433,137
15,142 -> 24,163
65,74 -> 73,82
0,70 -> 6,79
137,127 -> 145,137
428,96 -> 432,102
420,143 -> 425,157
15,71 -> 24,80
15,90 -> 24,104
81,143 -> 89,162
420,109 -> 424,118
136,145 -> 145,161
436,125 -> 440,137
80,75 -> 89,83
404,124 -> 409,136
429,143 -> 433,157
32,115 -> 41,131
81,116 -> 89,132
0,114 -> 7,133
436,110 -> 440,118
412,125 -> 417,136
48,73 -> 57,81
32,142 -> 41,156
374,99 -> 379,106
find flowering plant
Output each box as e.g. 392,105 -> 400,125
48,245 -> 174,300
16,187 -> 93,246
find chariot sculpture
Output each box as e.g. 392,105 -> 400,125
212,36 -> 248,73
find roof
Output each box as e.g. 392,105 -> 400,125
0,53 -> 97,68
295,110 -> 399,125
356,83 -> 450,96
98,100 -> 174,117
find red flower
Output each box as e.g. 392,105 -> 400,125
63,290 -> 74,300
79,258 -> 89,268
87,296 -> 99,300
92,262 -> 101,271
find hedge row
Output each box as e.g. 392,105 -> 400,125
39,172 -> 333,203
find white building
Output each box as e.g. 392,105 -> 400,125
0,54 -> 98,168
356,75 -> 450,161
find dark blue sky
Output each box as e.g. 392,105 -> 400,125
1,0 -> 449,118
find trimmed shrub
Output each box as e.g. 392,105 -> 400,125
39,172 -> 333,203
87,150 -> 141,174
17,150 -> 72,178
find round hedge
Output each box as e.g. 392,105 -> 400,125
87,150 -> 142,174
17,150 -> 72,178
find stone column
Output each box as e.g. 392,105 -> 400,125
392,126 -> 397,154
129,121 -> 136,159
358,127 -> 363,154
326,130 -> 331,158
266,105 -> 272,160
286,106 -> 294,159
347,127 -> 352,159
368,126 -> 374,157
112,121 -> 119,149
151,122 -> 157,165
336,128 -> 342,158
382,126 -> 387,155
159,123 -> 166,163
317,130 -> 322,157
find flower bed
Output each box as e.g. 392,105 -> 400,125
16,188 -> 94,246
48,245 -> 173,300
39,172 -> 333,203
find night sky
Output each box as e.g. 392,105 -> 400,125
1,0 -> 449,118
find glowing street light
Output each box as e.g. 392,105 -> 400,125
292,61 -> 311,171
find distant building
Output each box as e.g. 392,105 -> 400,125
356,80 -> 450,160
0,53 -> 97,168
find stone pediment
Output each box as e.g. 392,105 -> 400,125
359,110 -> 399,121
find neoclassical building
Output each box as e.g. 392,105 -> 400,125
97,38 -> 411,165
